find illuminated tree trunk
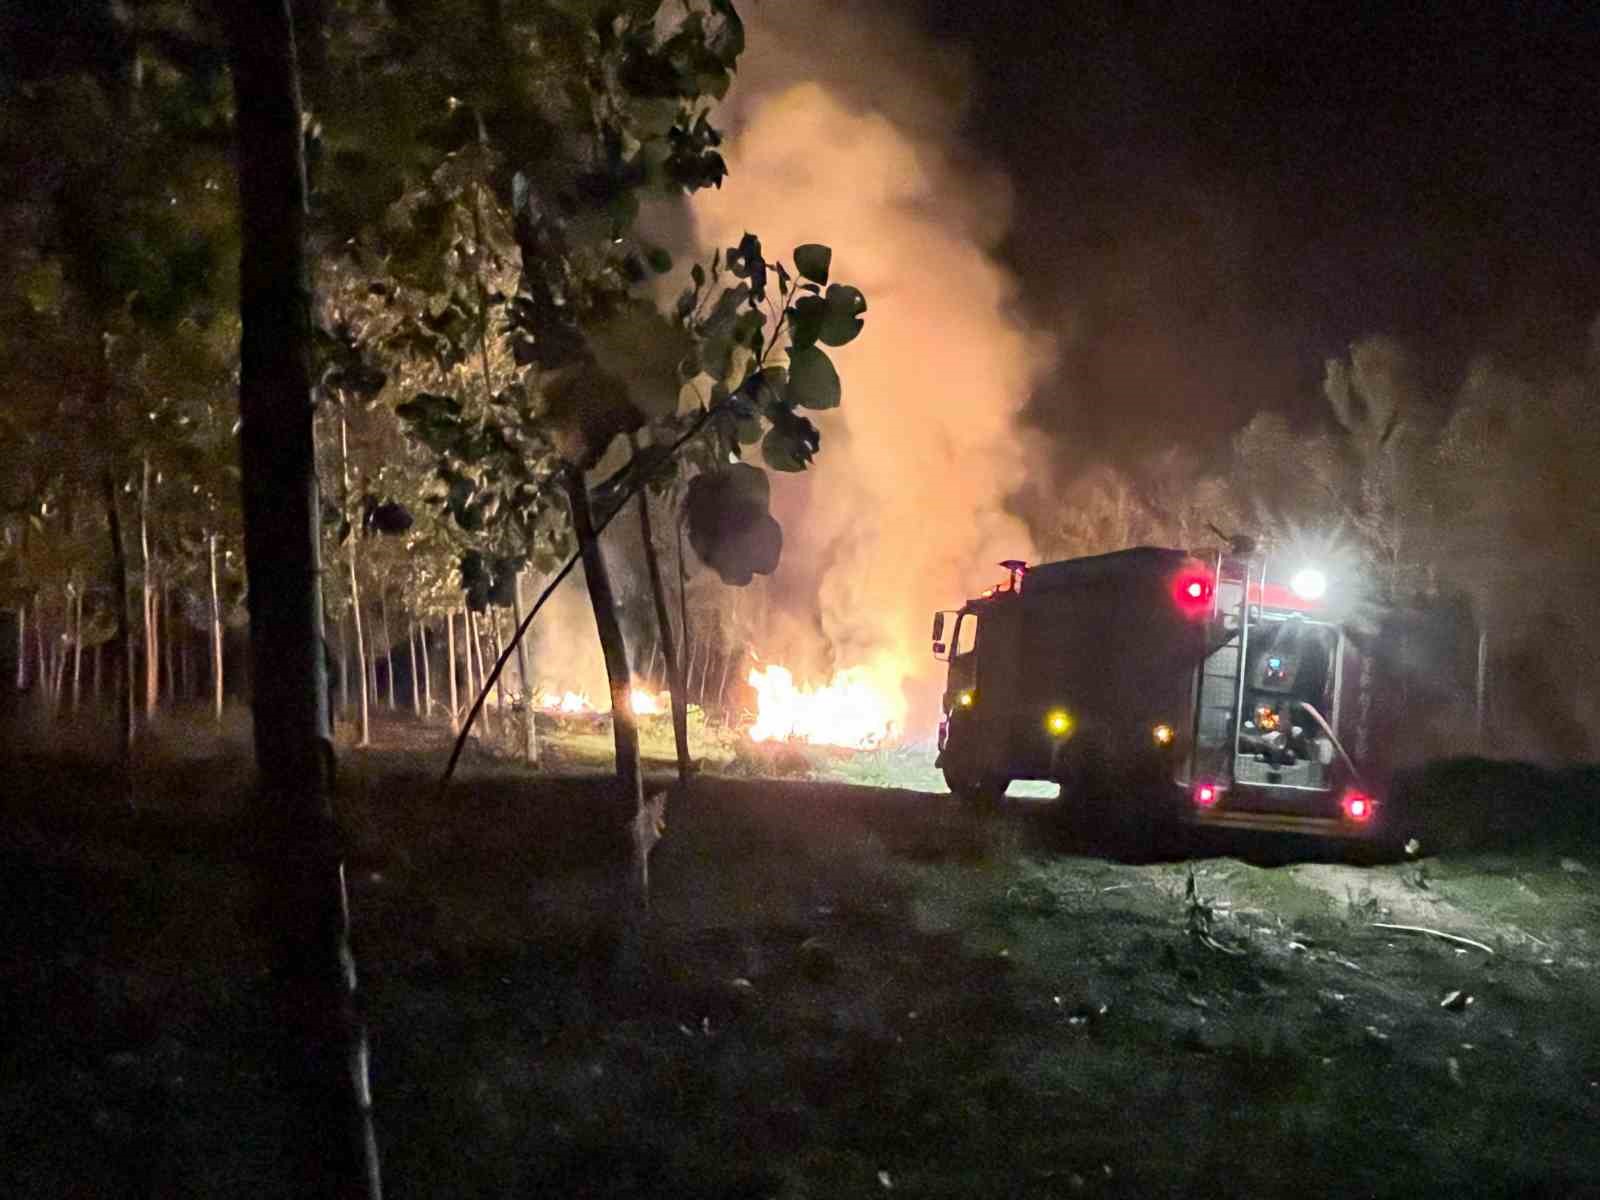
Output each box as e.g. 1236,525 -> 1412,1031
380,591 -> 395,710
407,617 -> 421,716
71,584 -> 84,713
162,580 -> 176,707
98,399 -> 134,786
419,621 -> 433,720
228,3 -> 382,1195
339,417 -> 370,746
446,609 -> 459,734
208,531 -> 225,725
141,455 -> 159,719
635,475 -> 690,782
562,466 -> 649,892
511,574 -> 538,765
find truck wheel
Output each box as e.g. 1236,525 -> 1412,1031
944,765 -> 1008,810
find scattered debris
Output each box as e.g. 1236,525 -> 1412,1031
1440,990 -> 1474,1011
1371,923 -> 1495,955
1447,1056 -> 1464,1087
878,1169 -> 893,1190
1559,857 -> 1588,874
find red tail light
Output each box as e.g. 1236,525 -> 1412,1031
1193,782 -> 1220,808
1342,791 -> 1375,822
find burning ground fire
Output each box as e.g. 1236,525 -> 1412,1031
532,661 -> 904,751
534,686 -> 667,716
746,663 -> 901,750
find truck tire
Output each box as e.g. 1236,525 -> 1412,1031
944,764 -> 1008,810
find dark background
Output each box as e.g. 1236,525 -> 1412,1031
917,0 -> 1600,464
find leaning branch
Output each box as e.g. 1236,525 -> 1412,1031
435,403 -> 721,799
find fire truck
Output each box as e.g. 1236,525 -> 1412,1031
931,547 -> 1403,840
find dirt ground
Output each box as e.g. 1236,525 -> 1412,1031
4,711 -> 1599,1198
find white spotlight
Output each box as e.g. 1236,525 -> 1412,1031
1290,567 -> 1327,600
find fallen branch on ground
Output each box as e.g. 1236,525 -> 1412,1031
1370,923 -> 1495,955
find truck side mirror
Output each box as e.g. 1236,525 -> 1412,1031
932,642 -> 947,657
931,612 -> 946,643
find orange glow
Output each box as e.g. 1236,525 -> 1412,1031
747,663 -> 900,749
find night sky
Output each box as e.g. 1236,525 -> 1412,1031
917,1 -> 1600,464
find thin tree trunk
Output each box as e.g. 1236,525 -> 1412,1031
162,579 -> 176,707
51,597 -> 68,713
635,473 -> 691,782
491,609 -> 508,718
675,492 -> 690,680
34,594 -> 47,705
14,601 -> 23,691
511,574 -> 538,765
228,2 -> 382,1193
332,612 -> 345,719
446,608 -> 459,734
380,592 -> 395,710
466,607 -> 491,738
467,611 -> 492,742
419,621 -> 433,720
339,417 -> 370,747
141,455 -> 159,719
716,646 -> 734,717
179,621 -> 191,703
94,640 -> 103,705
209,531 -> 226,725
562,466 -> 650,903
71,584 -> 84,713
99,460 -> 132,780
406,618 -> 420,716
459,604 -> 474,735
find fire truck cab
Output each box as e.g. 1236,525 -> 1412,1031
932,548 -> 1389,839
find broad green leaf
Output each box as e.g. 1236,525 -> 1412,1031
818,284 -> 867,347
793,243 -> 831,286
786,294 -> 825,349
786,345 -> 841,410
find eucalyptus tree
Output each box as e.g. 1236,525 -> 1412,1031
0,0 -> 237,771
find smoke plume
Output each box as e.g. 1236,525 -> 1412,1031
690,2 -> 1053,735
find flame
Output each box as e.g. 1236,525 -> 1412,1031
535,684 -> 668,716
628,688 -> 666,716
746,663 -> 901,750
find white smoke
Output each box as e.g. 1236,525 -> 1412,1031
691,4 -> 1054,734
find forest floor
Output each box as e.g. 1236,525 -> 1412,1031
4,705 -> 1600,1198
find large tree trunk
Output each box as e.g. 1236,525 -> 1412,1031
562,466 -> 652,902
635,475 -> 691,783
446,608 -> 459,734
141,455 -> 159,719
511,574 -> 539,765
228,4 -> 382,1196
208,531 -> 226,725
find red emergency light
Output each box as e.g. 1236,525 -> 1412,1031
1193,781 -> 1220,808
1174,572 -> 1214,615
1342,790 -> 1375,823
